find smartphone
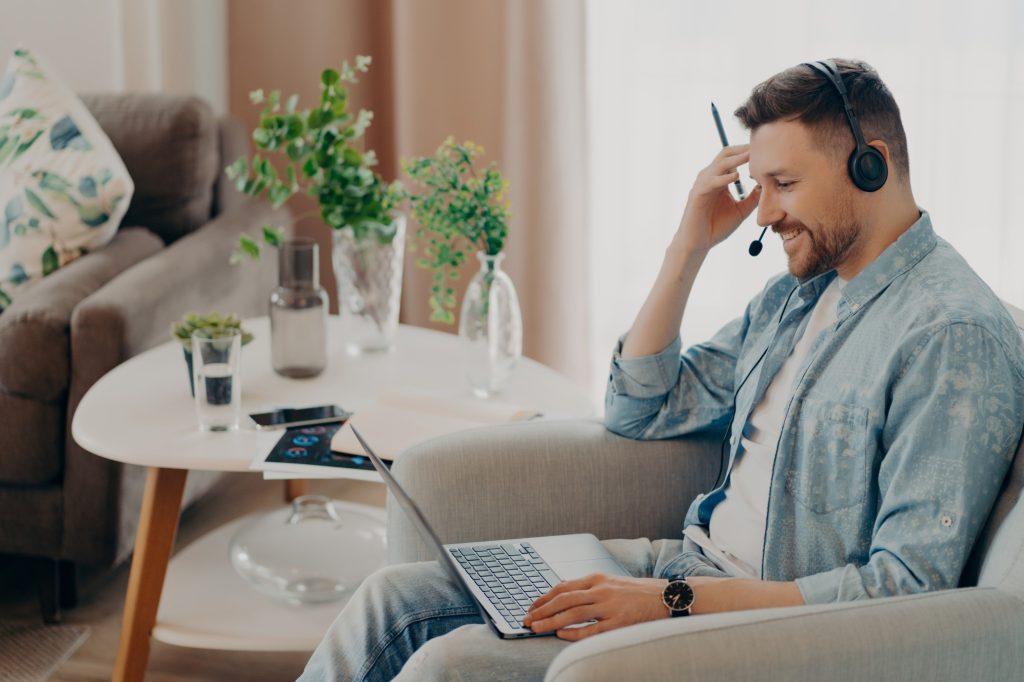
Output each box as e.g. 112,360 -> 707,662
248,404 -> 350,430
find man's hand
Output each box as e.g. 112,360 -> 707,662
522,573 -> 670,641
675,144 -> 762,255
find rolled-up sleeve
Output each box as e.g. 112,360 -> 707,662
604,314 -> 747,441
796,322 -> 1024,604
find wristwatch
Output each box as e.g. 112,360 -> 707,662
662,576 -> 695,617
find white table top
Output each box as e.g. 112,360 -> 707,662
71,317 -> 596,472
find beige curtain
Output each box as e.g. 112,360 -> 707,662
228,0 -> 590,386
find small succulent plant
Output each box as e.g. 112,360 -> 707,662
171,312 -> 254,350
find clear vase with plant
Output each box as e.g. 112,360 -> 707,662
227,55 -> 407,354
403,137 -> 522,396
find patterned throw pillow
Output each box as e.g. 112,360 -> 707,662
0,47 -> 133,311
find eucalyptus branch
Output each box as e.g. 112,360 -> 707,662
226,54 -> 405,265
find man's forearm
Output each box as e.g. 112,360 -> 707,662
621,239 -> 708,358
688,577 -> 805,615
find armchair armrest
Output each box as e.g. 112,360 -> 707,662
61,199 -> 287,564
545,587 -> 1024,682
388,419 -> 722,563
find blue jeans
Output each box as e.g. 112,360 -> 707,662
299,537 -> 727,681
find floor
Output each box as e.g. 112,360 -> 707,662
0,473 -> 386,681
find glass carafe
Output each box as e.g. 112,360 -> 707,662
270,238 -> 328,378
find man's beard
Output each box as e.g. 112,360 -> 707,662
780,207 -> 861,280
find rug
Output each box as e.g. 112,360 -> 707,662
0,623 -> 89,681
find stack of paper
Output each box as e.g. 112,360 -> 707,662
251,388 -> 542,479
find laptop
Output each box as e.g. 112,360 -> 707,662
350,425 -> 630,639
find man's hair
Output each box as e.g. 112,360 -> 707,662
734,58 -> 910,184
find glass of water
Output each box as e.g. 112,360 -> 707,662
191,329 -> 242,431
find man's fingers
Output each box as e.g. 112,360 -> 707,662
524,589 -> 597,626
711,150 -> 749,175
527,575 -> 600,613
526,605 -> 600,634
716,143 -> 749,159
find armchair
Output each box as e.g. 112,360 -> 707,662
0,93 -> 284,620
388,305 -> 1024,681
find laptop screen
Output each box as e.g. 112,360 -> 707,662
349,425 -> 491,621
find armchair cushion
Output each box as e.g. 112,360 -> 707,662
81,93 -> 219,245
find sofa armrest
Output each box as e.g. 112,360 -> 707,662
0,227 -> 163,401
388,419 -> 722,563
544,587 -> 1024,682
61,199 -> 287,565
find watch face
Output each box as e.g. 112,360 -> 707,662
664,579 -> 694,613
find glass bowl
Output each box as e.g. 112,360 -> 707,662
229,495 -> 386,605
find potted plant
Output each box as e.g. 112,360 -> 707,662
402,137 -> 521,396
227,55 -> 406,354
171,312 -> 253,397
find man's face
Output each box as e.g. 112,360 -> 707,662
748,120 -> 863,279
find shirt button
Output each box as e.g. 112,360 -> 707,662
729,436 -> 736,445
941,515 -> 954,527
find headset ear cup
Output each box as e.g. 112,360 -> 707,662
849,147 -> 888,192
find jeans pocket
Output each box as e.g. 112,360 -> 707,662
784,398 -> 869,513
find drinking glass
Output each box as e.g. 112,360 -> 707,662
191,329 -> 241,431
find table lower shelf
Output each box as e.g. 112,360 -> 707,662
153,501 -> 386,652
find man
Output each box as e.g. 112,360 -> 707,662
301,58 -> 1024,681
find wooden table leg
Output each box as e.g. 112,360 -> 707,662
113,466 -> 188,682
284,479 -> 308,501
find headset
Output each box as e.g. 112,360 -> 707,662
804,59 -> 888,193
749,59 -> 888,256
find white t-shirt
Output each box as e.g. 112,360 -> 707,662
685,277 -> 844,578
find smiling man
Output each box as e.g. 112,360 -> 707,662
301,59 -> 1024,682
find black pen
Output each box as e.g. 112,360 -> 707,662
711,102 -> 747,200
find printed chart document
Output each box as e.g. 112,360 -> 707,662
252,388 -> 541,479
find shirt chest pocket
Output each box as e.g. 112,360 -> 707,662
784,398 -> 869,513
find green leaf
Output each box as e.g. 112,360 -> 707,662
14,129 -> 42,158
42,245 -> 58,275
231,236 -> 260,264
225,157 -> 245,180
285,94 -> 298,114
321,68 -> 340,86
35,170 -> 72,193
262,225 -> 284,247
77,203 -> 110,227
249,88 -> 264,104
24,188 -> 54,218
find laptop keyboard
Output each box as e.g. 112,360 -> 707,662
450,542 -> 559,629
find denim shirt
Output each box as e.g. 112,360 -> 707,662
604,211 -> 1024,604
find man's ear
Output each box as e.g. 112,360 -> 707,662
867,139 -> 891,167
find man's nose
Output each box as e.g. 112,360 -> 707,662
756,187 -> 783,228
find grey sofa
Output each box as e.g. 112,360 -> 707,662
0,94 -> 282,620
388,303 -> 1024,681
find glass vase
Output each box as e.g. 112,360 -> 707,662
270,238 -> 328,378
332,215 -> 406,354
458,251 -> 522,397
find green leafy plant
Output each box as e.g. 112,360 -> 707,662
226,55 -> 405,263
171,312 -> 254,350
402,137 -> 510,323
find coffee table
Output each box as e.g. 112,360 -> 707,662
71,316 -> 595,682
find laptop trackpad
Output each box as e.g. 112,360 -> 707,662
550,558 -> 630,580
